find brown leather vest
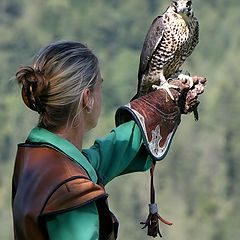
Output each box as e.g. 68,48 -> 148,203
12,143 -> 118,240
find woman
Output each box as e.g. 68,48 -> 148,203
12,40 -> 205,240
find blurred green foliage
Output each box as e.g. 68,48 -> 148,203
0,0 -> 240,239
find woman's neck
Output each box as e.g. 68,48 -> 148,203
53,123 -> 85,150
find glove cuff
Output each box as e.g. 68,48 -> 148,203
115,91 -> 181,161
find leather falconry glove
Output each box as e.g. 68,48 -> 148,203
115,76 -> 206,238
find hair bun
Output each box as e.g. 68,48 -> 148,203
16,66 -> 48,113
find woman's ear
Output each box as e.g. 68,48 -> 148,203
82,88 -> 94,113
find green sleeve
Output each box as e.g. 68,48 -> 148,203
46,202 -> 99,240
82,120 -> 152,185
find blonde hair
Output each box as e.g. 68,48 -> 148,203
16,40 -> 100,130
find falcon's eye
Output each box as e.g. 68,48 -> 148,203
186,1 -> 192,7
173,1 -> 178,6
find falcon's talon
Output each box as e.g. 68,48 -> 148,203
152,82 -> 178,100
178,74 -> 194,88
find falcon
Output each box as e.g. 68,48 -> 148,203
135,0 -> 199,99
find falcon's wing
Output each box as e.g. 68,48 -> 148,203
137,16 -> 165,83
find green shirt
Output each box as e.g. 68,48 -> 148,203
27,121 -> 151,240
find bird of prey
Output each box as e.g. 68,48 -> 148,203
135,0 -> 199,99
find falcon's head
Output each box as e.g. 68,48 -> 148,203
171,0 -> 193,17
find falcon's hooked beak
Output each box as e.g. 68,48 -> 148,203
177,4 -> 192,16
173,0 -> 193,17
178,7 -> 193,17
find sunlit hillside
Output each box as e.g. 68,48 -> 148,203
0,0 -> 240,239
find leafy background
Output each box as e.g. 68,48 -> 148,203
0,0 -> 240,239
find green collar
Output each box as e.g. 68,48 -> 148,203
27,127 -> 97,183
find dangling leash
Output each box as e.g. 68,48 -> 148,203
141,160 -> 173,237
